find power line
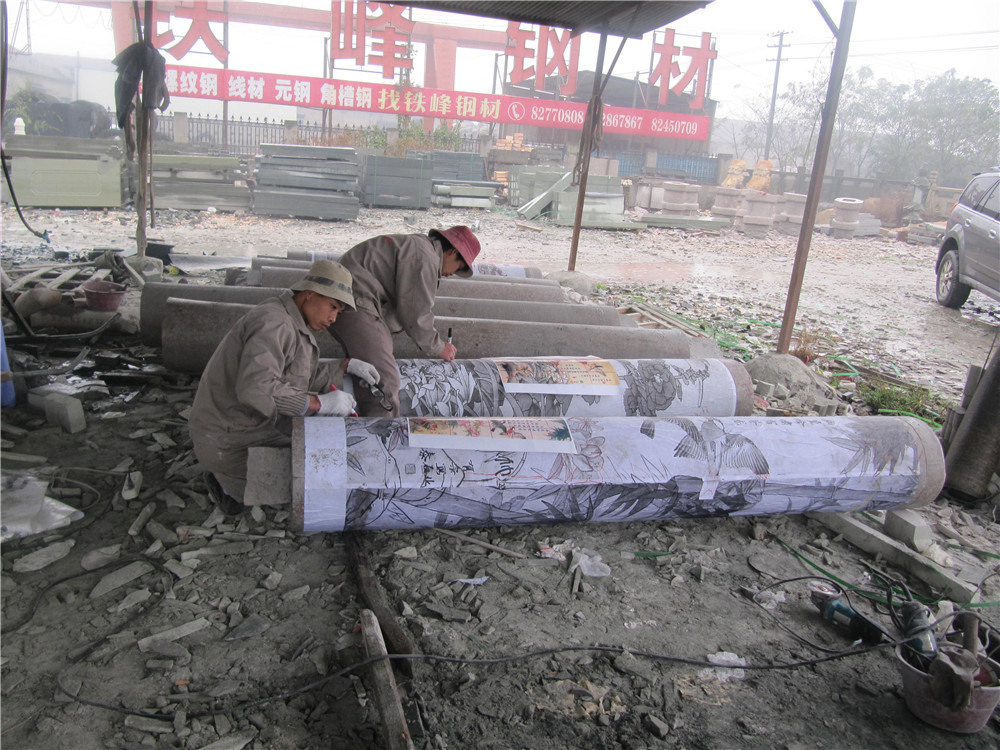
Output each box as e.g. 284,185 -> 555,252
781,45 -> 999,61
764,30 -> 790,160
791,30 -> 999,46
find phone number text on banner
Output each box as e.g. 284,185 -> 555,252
165,65 -> 709,141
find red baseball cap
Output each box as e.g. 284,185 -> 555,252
430,226 -> 480,278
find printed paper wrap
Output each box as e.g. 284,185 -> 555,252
386,358 -> 753,419
292,415 -> 944,532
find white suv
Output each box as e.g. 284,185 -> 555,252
935,171 -> 1000,308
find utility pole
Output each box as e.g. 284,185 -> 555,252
764,30 -> 790,160
776,1 -> 856,354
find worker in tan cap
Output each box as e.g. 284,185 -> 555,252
189,260 -> 380,513
330,225 -> 481,417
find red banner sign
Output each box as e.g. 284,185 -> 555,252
164,65 -> 709,141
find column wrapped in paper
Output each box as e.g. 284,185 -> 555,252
385,357 -> 754,418
292,415 -> 944,533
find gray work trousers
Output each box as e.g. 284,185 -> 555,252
329,309 -> 401,417
192,428 -> 290,502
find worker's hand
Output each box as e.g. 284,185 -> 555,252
316,390 -> 356,416
439,342 -> 457,361
346,358 -> 380,386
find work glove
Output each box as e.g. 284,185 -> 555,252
316,390 -> 356,416
346,358 -> 380,386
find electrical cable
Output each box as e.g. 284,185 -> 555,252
0,2 -> 50,243
751,574 -> 877,654
53,638 -> 888,722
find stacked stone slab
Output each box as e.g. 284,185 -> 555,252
431,183 -> 496,208
831,197 -> 863,239
361,155 -> 431,208
855,213 -> 882,237
776,192 -> 808,235
152,154 -> 251,213
252,144 -> 360,221
739,191 -> 781,237
511,167 -> 568,207
553,175 -> 631,227
709,187 -> 745,226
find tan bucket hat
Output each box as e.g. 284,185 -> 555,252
290,260 -> 356,310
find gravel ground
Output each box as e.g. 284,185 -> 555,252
2,204 -> 999,750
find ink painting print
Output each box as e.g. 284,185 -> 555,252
407,417 -> 577,453
494,358 -> 621,395
297,415 -> 944,533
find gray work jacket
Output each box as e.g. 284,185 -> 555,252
189,292 -> 343,449
338,233 -> 445,356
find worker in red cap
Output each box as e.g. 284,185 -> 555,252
331,225 -> 481,417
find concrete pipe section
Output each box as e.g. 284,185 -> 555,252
291,415 -> 945,532
380,357 -> 754,418
142,283 -> 630,345
162,299 -> 714,372
258,266 -> 567,303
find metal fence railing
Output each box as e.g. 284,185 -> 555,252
151,113 -> 480,156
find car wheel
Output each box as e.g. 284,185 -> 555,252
936,249 -> 971,308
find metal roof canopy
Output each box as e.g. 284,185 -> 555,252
400,1 -> 709,39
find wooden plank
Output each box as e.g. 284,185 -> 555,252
45,267 -> 89,290
616,304 -> 706,338
359,609 -> 416,750
806,512 -> 979,603
7,267 -> 55,292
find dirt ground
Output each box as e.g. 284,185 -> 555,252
2,204 -> 999,750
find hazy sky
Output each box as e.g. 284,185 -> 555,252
10,0 -> 1000,120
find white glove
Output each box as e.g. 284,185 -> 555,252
316,390 -> 356,416
346,358 -> 380,386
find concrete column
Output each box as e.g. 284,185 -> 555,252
285,249 -> 544,279
162,299 -> 715,372
258,267 -> 567,303
386,357 -> 753,418
291,415 -> 944,532
250,256 -> 558,286
140,282 -> 630,345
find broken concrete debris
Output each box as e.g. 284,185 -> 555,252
3,210 -> 999,749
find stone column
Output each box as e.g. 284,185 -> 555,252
710,187 -> 746,226
292,415 -> 944,532
831,196 -> 863,239
386,357 -> 754,419
661,181 -> 700,216
777,192 -> 808,235
740,191 -> 780,238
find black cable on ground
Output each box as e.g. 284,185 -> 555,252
0,3 -> 49,243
